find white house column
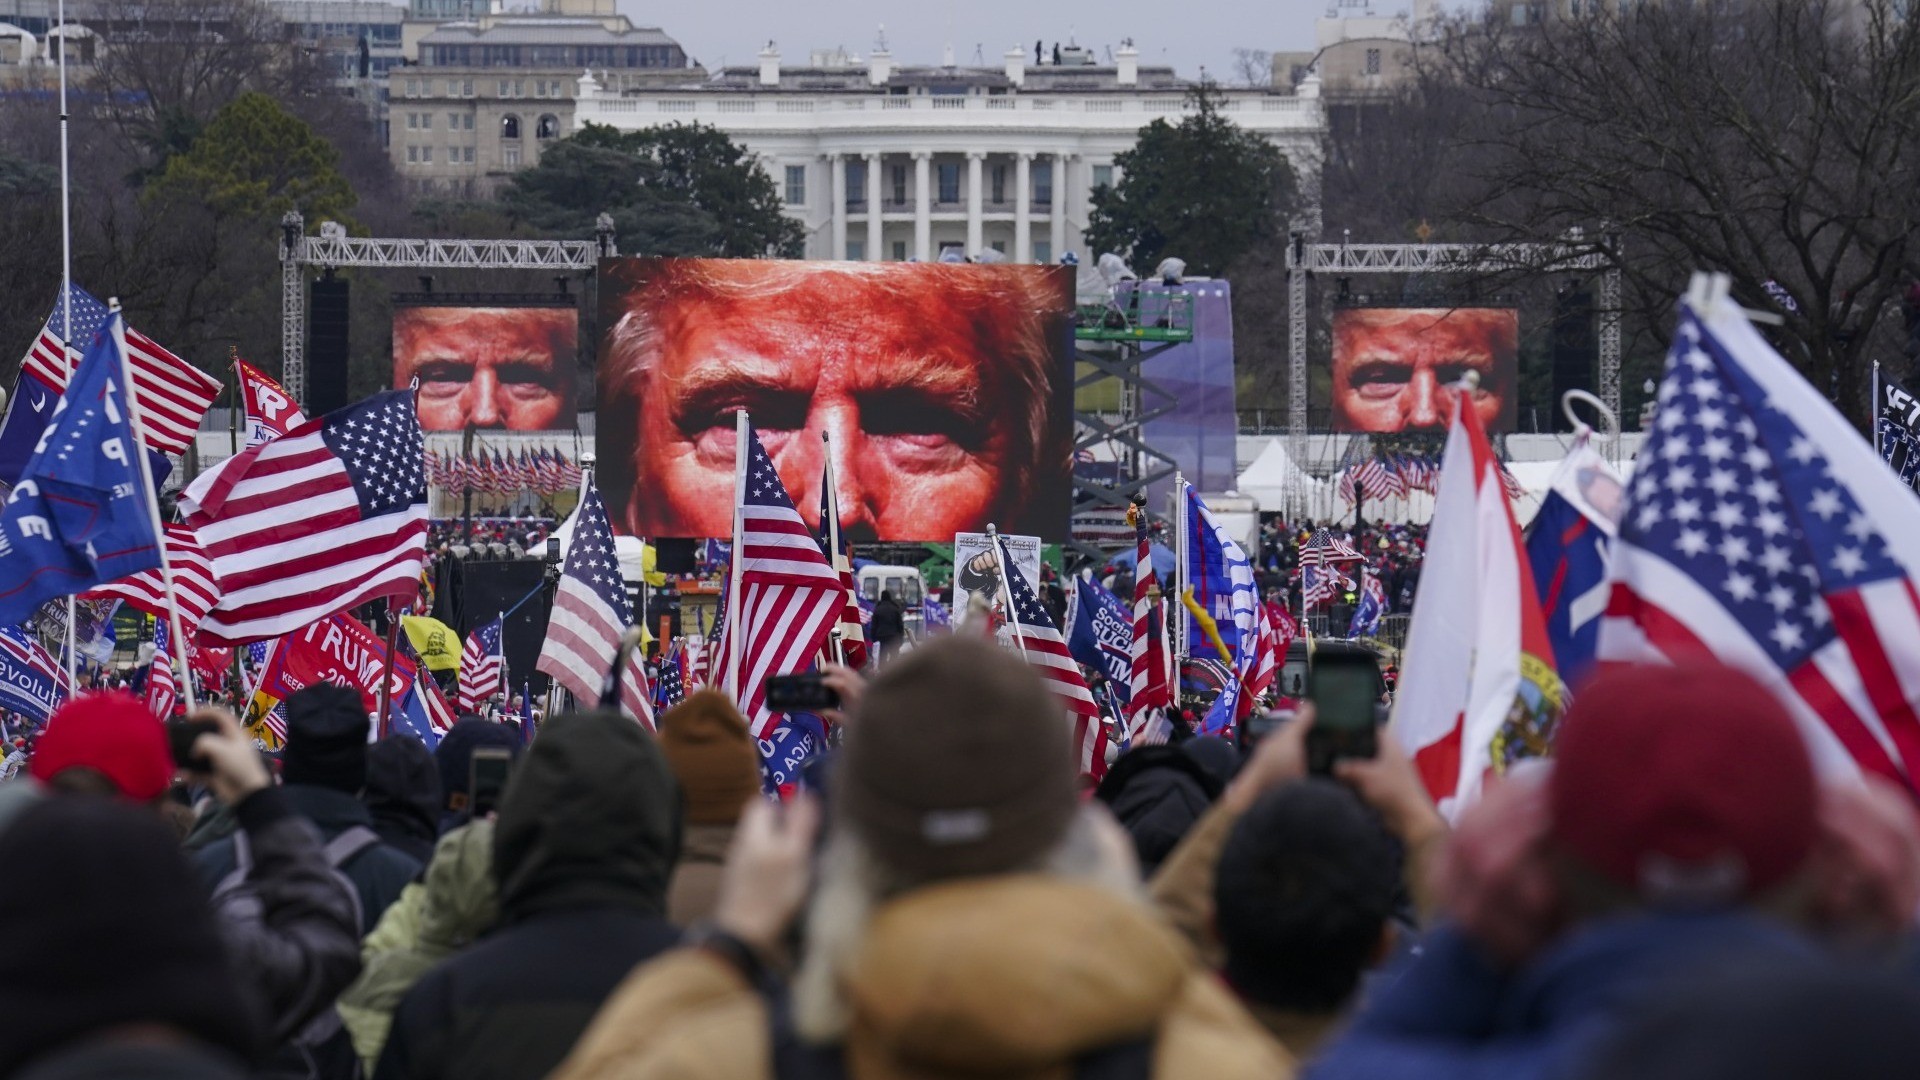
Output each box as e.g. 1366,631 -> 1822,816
1014,152 -> 1033,263
1050,152 -> 1068,262
965,151 -> 985,256
829,153 -> 847,260
865,152 -> 882,261
912,151 -> 932,261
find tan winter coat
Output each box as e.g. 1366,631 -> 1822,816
666,823 -> 734,927
550,874 -> 1295,1080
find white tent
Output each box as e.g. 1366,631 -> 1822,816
552,504 -> 652,583
1235,438 -> 1319,512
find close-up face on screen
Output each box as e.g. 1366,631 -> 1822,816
392,305 -> 578,432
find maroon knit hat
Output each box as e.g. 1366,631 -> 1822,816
29,692 -> 174,801
1549,662 -> 1817,906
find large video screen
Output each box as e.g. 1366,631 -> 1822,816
1330,307 -> 1519,433
596,258 -> 1077,542
391,302 -> 579,431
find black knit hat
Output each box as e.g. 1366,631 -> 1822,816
836,635 -> 1078,885
281,682 -> 371,793
0,797 -> 261,1074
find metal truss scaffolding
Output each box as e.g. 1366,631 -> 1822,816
1284,231 -> 1624,515
278,211 -> 617,409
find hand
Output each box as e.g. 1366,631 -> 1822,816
818,664 -> 867,728
1220,705 -> 1311,815
1808,776 -> 1920,941
189,707 -> 272,806
1434,767 -> 1564,968
714,794 -> 822,953
1336,733 -> 1446,849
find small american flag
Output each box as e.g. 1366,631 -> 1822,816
23,285 -> 221,455
457,616 -> 504,713
179,390 -> 428,645
996,535 -> 1098,718
1601,295 -> 1920,794
654,643 -> 686,710
146,620 -> 179,720
1127,503 -> 1172,744
536,475 -> 652,727
1301,528 -> 1366,566
715,421 -> 845,740
818,460 -> 868,668
84,524 -> 219,640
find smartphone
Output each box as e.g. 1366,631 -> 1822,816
1238,707 -> 1292,757
1306,645 -> 1383,775
469,747 -> 514,818
766,673 -> 840,712
167,718 -> 220,771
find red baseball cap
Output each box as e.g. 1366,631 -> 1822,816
1549,662 -> 1816,906
29,693 -> 174,801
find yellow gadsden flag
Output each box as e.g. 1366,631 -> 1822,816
401,615 -> 461,673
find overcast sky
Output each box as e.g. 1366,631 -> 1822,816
618,0 -> 1420,83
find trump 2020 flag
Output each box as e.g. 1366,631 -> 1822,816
0,313 -> 162,626
0,625 -> 68,722
1068,575 -> 1133,704
1601,281 -> 1920,793
1394,386 -> 1565,819
1186,488 -> 1257,735
1524,435 -> 1624,689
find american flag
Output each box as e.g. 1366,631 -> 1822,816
457,616 -> 504,713
654,643 -> 686,710
146,620 -> 179,720
1127,503 -> 1172,744
22,285 -> 221,455
1246,601 -> 1297,711
1301,562 -> 1352,611
1376,456 -> 1409,499
536,476 -> 652,727
685,634 -> 709,688
1301,528 -> 1366,566
1337,465 -> 1357,505
818,459 -> 868,669
1600,292 -> 1920,793
715,421 -> 844,740
84,524 -> 219,639
179,390 -> 428,645
996,535 -> 1099,718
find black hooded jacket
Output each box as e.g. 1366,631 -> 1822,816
1095,742 -> 1230,876
374,711 -> 683,1080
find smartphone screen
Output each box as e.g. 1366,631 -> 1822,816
470,748 -> 513,818
1309,660 -> 1379,732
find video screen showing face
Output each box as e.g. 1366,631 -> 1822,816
597,258 -> 1077,543
1330,308 -> 1519,433
392,304 -> 578,431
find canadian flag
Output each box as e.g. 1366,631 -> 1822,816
1392,392 -> 1566,819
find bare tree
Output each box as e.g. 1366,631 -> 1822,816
1231,47 -> 1276,88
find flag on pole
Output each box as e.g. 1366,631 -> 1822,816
1524,435 -> 1623,689
1875,374 -> 1920,495
995,535 -> 1099,718
457,616 -> 505,712
179,389 -> 429,645
236,358 -> 306,447
1127,503 -> 1172,744
818,460 -> 869,669
1348,571 -> 1388,638
0,626 -> 68,722
1067,574 -> 1132,703
1300,527 -> 1366,566
1393,381 -> 1564,819
146,620 -> 179,720
1187,488 -> 1258,735
536,475 -> 653,727
83,524 -> 219,640
0,311 -> 163,626
921,597 -> 952,631
1601,284 -> 1920,795
654,643 -> 686,711
715,421 -> 845,740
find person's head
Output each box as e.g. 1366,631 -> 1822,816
0,797 -> 259,1074
279,683 -> 371,794
1214,780 -> 1400,1014
29,692 -> 173,803
1549,662 -> 1817,914
433,716 -> 523,814
365,734 -> 442,841
392,305 -> 576,431
491,710 -> 681,921
656,690 -> 760,827
602,260 -> 1073,541
1330,307 -> 1516,433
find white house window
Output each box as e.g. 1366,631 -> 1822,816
536,114 -> 559,139
501,114 -> 521,139
785,164 -> 807,206
1092,164 -> 1114,190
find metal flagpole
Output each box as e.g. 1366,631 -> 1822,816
725,410 -> 748,701
1170,472 -> 1188,661
107,304 -> 196,711
986,523 -> 1027,656
56,0 -> 76,688
1874,360 -> 1883,460
822,430 -> 845,666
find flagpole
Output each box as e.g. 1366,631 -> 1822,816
822,430 -> 846,667
1171,472 -> 1188,662
725,410 -> 748,702
1873,360 -> 1883,459
986,523 -> 1028,657
106,304 -> 195,711
56,0 -> 77,689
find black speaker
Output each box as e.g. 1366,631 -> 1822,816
1551,285 -> 1597,432
308,275 -> 351,416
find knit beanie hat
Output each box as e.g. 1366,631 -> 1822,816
29,692 -> 173,801
657,690 -> 761,825
1550,662 -> 1816,907
281,683 -> 371,793
434,717 -> 523,806
0,797 -> 260,1074
836,635 -> 1077,885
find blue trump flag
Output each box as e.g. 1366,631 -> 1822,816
760,709 -> 826,796
0,625 -> 68,721
1524,439 -> 1622,689
0,313 -> 162,625
1068,575 -> 1133,704
1185,488 -> 1257,735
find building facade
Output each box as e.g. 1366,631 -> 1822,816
387,12 -> 699,197
573,43 -> 1325,263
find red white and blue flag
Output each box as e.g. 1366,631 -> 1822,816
457,616 -> 505,713
0,626 -> 68,722
85,524 -> 221,640
237,358 -> 305,448
997,534 -> 1098,718
536,476 -> 652,727
1600,287 -> 1920,794
146,620 -> 179,721
1127,504 -> 1173,746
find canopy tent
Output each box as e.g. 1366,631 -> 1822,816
1235,438 -> 1320,512
552,504 -> 663,586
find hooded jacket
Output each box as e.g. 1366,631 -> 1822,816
374,711 -> 683,1080
1095,745 -> 1225,876
549,876 -> 1293,1080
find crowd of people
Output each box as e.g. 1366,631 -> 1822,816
5,632 -> 1920,1080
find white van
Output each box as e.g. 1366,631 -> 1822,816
856,565 -> 925,636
